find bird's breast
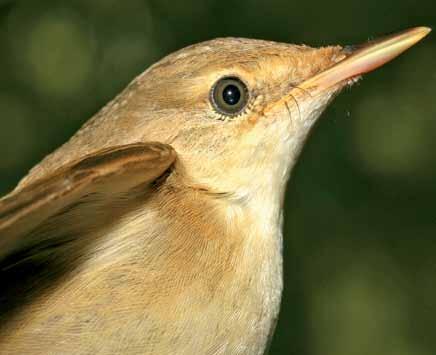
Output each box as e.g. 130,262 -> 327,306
0,184 -> 284,355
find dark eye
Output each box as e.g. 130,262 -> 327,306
211,77 -> 249,116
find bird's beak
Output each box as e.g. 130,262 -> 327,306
299,26 -> 431,95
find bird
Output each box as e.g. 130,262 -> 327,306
0,27 -> 430,355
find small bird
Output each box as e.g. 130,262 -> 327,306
0,27 -> 430,354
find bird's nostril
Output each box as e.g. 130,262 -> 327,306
342,45 -> 358,55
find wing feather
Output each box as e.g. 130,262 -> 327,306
0,142 -> 176,260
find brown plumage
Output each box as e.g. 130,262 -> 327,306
0,27 -> 430,354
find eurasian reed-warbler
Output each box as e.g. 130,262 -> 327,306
0,27 -> 430,354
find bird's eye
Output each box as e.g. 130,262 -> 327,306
211,77 -> 249,116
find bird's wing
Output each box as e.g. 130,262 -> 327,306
0,142 -> 176,261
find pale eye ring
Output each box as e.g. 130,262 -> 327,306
210,77 -> 249,116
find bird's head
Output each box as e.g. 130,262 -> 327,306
22,28 -> 430,202
101,27 -> 428,200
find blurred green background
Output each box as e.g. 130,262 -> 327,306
0,0 -> 435,354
